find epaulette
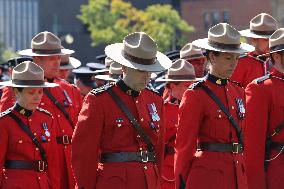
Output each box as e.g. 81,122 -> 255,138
189,80 -> 205,90
146,85 -> 161,96
229,80 -> 242,87
0,107 -> 13,118
36,107 -> 52,116
91,82 -> 115,96
255,74 -> 271,84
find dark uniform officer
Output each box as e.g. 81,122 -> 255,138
0,61 -> 59,189
230,13 -> 278,87
0,32 -> 81,189
245,28 -> 284,189
72,32 -> 172,189
156,59 -> 200,189
175,23 -> 254,189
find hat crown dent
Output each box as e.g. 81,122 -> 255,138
250,13 -> 278,31
269,28 -> 284,48
12,61 -> 44,81
180,43 -> 204,59
209,23 -> 240,45
61,54 -> 70,63
31,31 -> 62,50
123,32 -> 157,59
167,59 -> 196,76
109,62 -> 123,75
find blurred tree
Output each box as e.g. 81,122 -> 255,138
0,41 -> 17,64
78,0 -> 194,52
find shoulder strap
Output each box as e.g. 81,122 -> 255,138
8,112 -> 48,163
43,88 -> 74,129
199,84 -> 244,145
107,88 -> 155,152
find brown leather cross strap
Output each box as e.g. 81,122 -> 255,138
107,88 -> 155,152
43,88 -> 75,129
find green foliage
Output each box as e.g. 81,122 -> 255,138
78,0 -> 194,52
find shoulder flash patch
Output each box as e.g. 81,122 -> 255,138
0,107 -> 13,118
91,82 -> 115,96
256,74 -> 271,84
36,107 -> 52,116
190,80 -> 205,90
146,86 -> 161,96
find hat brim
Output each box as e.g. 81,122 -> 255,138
19,49 -> 74,56
192,38 -> 255,54
181,55 -> 206,60
155,76 -> 203,82
95,75 -> 119,81
240,29 -> 271,39
105,43 -> 172,72
60,57 -> 81,70
0,81 -> 59,88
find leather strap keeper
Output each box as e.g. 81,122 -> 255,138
5,160 -> 48,172
198,142 -> 244,154
270,142 -> 284,151
101,151 -> 156,163
56,135 -> 72,145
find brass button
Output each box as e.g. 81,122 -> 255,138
35,148 -> 39,151
139,148 -> 143,151
226,88 -> 229,92
62,130 -> 65,133
57,115 -> 61,118
5,176 -> 8,179
29,119 -> 32,122
137,135 -> 140,138
140,118 -> 144,122
144,166 -> 147,170
38,176 -> 41,180
40,103 -> 45,106
48,139 -> 51,142
18,140 -> 23,144
218,114 -> 222,118
34,133 -> 37,136
135,100 -> 139,104
232,106 -> 235,110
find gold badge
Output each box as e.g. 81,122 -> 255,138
20,109 -> 25,115
216,79 -> 222,85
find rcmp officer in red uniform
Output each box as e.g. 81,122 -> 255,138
156,59 -> 200,189
0,32 -> 82,189
245,28 -> 284,189
230,13 -> 278,87
180,43 -> 207,78
72,32 -> 172,189
0,61 -> 59,189
175,23 -> 254,189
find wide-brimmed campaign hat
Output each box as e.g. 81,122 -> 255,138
192,23 -> 254,54
180,43 -> 205,60
60,54 -> 81,70
105,32 -> 172,72
0,61 -> 58,87
95,62 -> 123,81
268,28 -> 284,54
156,59 -> 202,82
19,31 -> 74,56
240,13 -> 278,39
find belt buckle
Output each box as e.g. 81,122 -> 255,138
38,161 -> 45,172
62,135 -> 70,145
140,151 -> 149,163
232,143 -> 242,153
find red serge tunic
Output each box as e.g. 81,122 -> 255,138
230,52 -> 267,88
0,78 -> 82,189
161,98 -> 179,189
175,74 -> 248,189
72,80 -> 165,189
245,69 -> 284,189
0,104 -> 59,189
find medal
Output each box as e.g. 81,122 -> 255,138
147,103 -> 160,122
236,98 -> 245,119
41,134 -> 47,142
41,123 -> 51,137
116,118 -> 124,128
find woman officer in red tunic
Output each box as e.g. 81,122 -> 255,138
0,61 -> 59,189
156,59 -> 200,189
175,23 -> 254,189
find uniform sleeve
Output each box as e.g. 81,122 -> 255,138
155,99 -> 165,175
245,82 -> 269,189
0,120 -> 9,187
47,117 -> 60,189
72,93 -> 104,189
0,87 -> 15,112
174,89 -> 203,189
